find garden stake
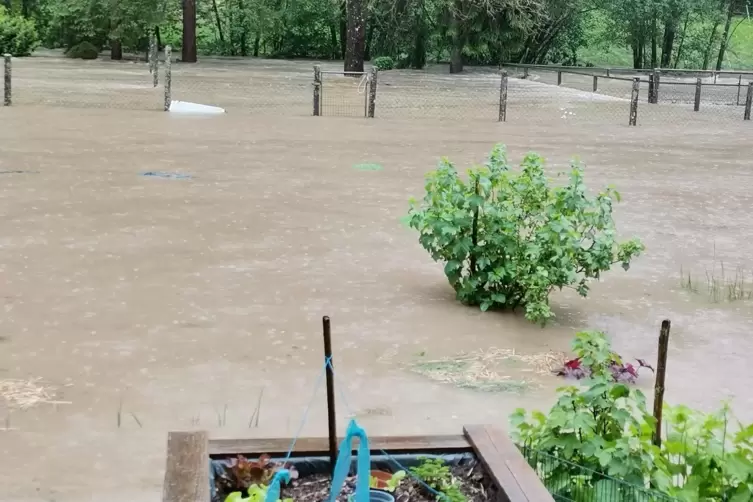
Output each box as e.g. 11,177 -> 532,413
652,319 -> 671,447
322,316 -> 337,473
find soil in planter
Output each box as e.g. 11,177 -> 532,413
281,462 -> 497,502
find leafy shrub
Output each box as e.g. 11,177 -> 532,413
373,55 -> 395,70
66,41 -> 99,60
0,7 -> 39,57
511,330 -> 753,501
407,144 -> 644,325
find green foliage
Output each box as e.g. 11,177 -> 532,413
408,144 -> 644,325
411,458 -> 467,502
225,484 -> 292,502
372,55 -> 395,70
0,6 -> 39,56
511,330 -> 753,501
370,470 -> 406,492
66,40 -> 99,59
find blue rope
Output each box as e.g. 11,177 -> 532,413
282,355 -> 332,463
324,359 -> 449,501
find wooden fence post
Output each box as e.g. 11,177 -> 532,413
3,54 -> 10,106
557,71 -> 562,86
653,68 -> 660,104
592,75 -> 598,92
737,74 -> 742,105
648,73 -> 655,103
313,65 -> 321,116
523,67 -> 529,79
694,78 -> 702,112
652,320 -> 671,448
744,82 -> 753,121
150,31 -> 158,88
629,77 -> 639,126
606,68 -> 611,77
498,70 -> 508,122
367,67 -> 377,118
163,45 -> 171,112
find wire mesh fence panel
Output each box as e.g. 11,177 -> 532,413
505,77 -> 634,126
170,63 -> 311,116
12,56 -> 161,110
522,448 -> 679,502
320,72 -> 368,117
376,70 -> 500,121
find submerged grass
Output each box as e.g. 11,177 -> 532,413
409,348 -> 567,393
680,262 -> 753,303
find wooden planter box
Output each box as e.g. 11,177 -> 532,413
162,425 -> 554,502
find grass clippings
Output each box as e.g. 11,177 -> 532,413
409,348 -> 567,393
0,378 -> 66,410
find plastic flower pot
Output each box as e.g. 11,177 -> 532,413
369,489 -> 396,502
369,470 -> 393,489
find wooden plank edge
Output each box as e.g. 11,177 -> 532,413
208,434 -> 471,456
463,424 -> 554,502
162,431 -> 210,502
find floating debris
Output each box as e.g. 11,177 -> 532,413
409,348 -> 568,393
141,171 -> 192,180
353,163 -> 383,171
0,378 -> 69,410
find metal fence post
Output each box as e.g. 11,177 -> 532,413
313,65 -> 321,116
523,67 -> 529,79
653,68 -> 660,104
693,78 -> 702,112
557,71 -> 562,86
629,77 -> 639,126
163,45 -> 172,112
648,73 -> 655,103
3,54 -> 10,106
498,70 -> 508,122
592,75 -> 598,92
744,82 -> 753,121
367,68 -> 377,118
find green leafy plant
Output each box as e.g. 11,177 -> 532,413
224,484 -> 293,502
0,6 -> 39,57
372,55 -> 395,70
65,40 -> 99,59
370,470 -> 406,492
408,144 -> 644,325
511,329 -> 753,502
411,458 -> 467,502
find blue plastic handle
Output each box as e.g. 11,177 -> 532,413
328,419 -> 370,502
265,469 -> 291,502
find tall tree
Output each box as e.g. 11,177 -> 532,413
715,0 -> 734,70
182,0 -> 197,62
344,0 -> 365,71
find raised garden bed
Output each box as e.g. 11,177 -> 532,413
162,425 -> 554,502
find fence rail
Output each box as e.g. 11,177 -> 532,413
3,53 -> 753,127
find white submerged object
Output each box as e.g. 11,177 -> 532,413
169,100 -> 226,115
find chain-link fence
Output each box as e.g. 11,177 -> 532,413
522,447 -> 679,502
3,54 -> 753,127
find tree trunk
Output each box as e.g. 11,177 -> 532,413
364,24 -> 374,61
449,12 -> 464,73
182,0 -> 198,63
211,0 -> 225,45
343,0 -> 365,72
651,12 -> 658,68
715,0 -> 734,71
660,16 -> 677,68
253,34 -> 260,56
339,0 -> 347,59
673,13 -> 690,68
410,14 -> 427,69
21,0 -> 30,17
156,26 -> 162,51
111,39 -> 122,60
702,20 -> 721,70
238,0 -> 248,56
330,23 -> 339,59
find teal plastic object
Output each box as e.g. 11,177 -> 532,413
328,419 -> 370,502
264,469 -> 291,502
369,489 -> 396,502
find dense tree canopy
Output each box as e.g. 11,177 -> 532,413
2,0 -> 752,70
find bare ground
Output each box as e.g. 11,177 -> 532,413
0,55 -> 752,502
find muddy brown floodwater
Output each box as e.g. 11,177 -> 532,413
0,104 -> 752,502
